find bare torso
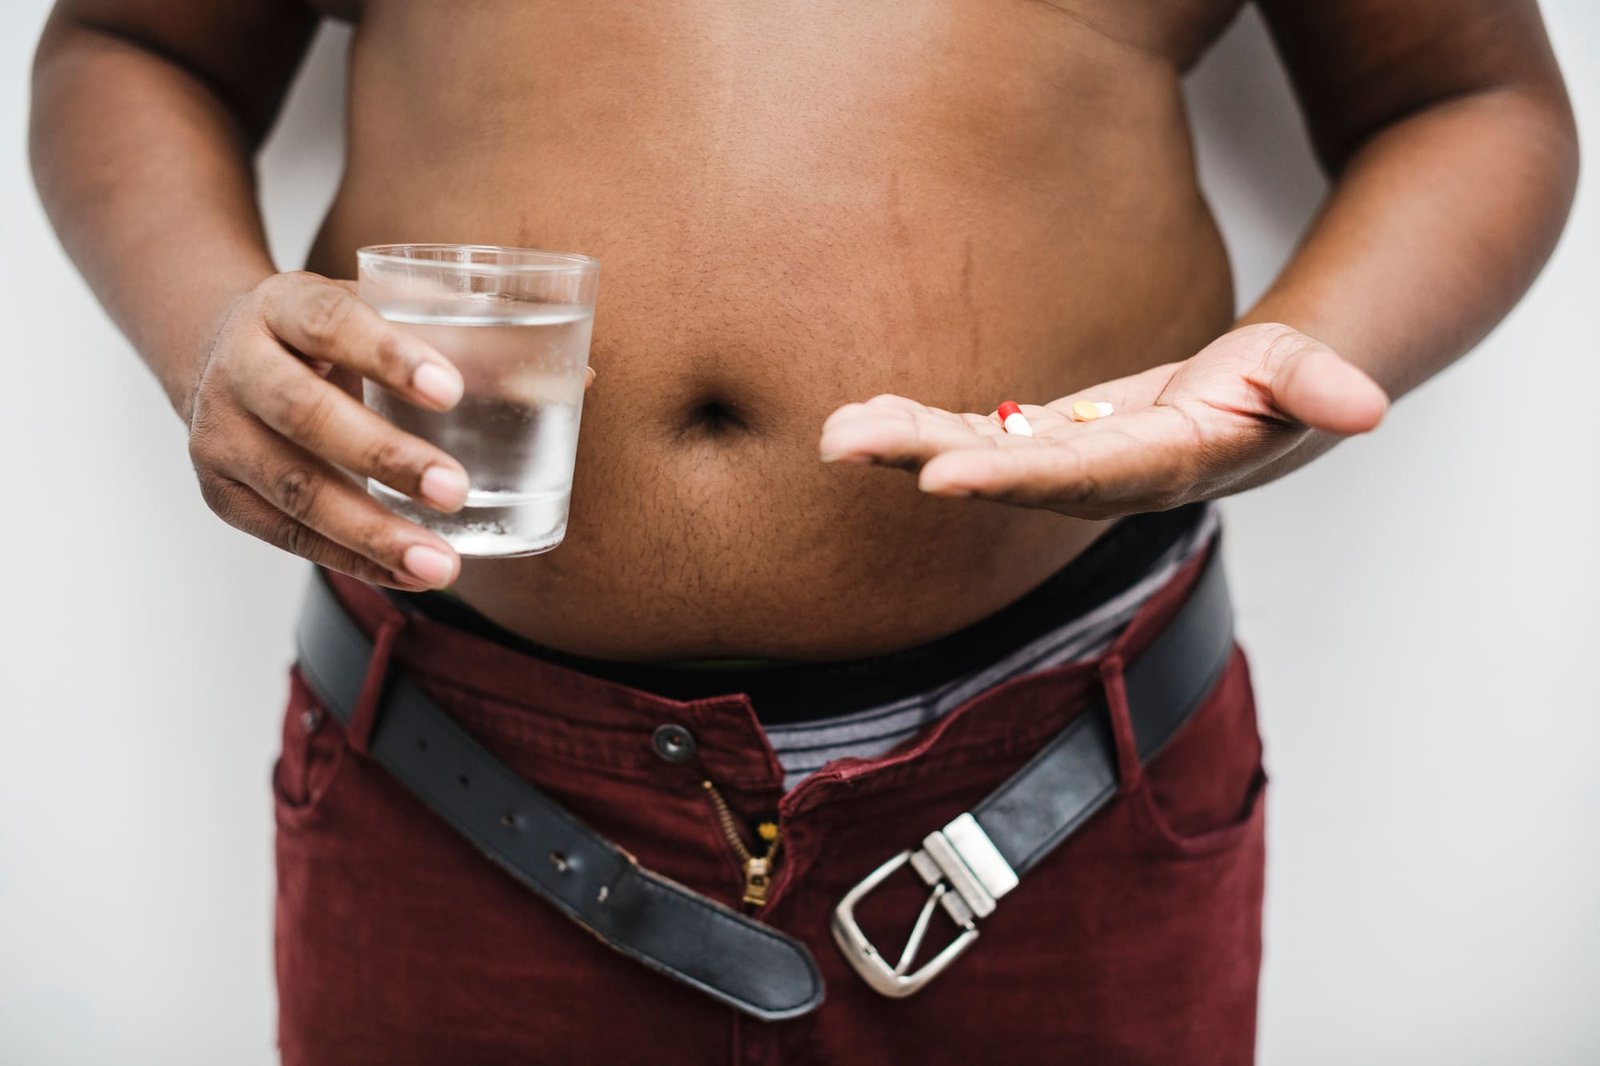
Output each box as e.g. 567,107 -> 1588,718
303,0 -> 1243,660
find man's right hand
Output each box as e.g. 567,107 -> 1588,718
186,272 -> 468,591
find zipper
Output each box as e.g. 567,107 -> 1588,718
702,780 -> 781,909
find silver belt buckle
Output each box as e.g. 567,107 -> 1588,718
830,812 -> 1019,997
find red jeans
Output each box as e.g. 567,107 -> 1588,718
274,554 -> 1266,1065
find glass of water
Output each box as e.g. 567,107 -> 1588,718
357,244 -> 600,557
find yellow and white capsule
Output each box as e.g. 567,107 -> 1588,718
1070,400 -> 1115,422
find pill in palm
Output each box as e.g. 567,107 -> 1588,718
1071,400 -> 1115,422
997,400 -> 1034,437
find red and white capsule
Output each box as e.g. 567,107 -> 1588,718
997,400 -> 1034,437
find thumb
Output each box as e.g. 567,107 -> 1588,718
1253,329 -> 1389,435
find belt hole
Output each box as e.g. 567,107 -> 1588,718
416,737 -> 429,752
500,812 -> 522,829
457,773 -> 471,788
550,851 -> 569,873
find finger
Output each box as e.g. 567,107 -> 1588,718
917,416 -> 1197,514
819,395 -> 1010,468
216,424 -> 461,588
236,347 -> 469,512
261,273 -> 464,410
199,474 -> 433,590
1249,331 -> 1388,434
584,365 -> 596,391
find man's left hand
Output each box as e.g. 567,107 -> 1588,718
818,323 -> 1389,518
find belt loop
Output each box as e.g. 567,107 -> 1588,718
348,616 -> 404,755
1098,654 -> 1142,790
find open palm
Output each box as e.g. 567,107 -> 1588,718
817,323 -> 1389,518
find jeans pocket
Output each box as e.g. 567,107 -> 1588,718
272,666 -> 351,828
1128,645 -> 1268,860
1135,764 -> 1267,858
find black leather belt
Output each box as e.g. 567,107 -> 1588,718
293,547 -> 1232,1020
831,546 -> 1233,996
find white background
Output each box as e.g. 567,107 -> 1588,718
2,4 -> 1597,1063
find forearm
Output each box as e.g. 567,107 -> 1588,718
1231,85 -> 1578,483
1226,85 -> 1578,486
1245,85 -> 1577,395
30,18 -> 283,422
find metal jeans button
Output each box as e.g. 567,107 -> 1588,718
652,723 -> 697,764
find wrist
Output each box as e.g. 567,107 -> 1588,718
158,267 -> 276,426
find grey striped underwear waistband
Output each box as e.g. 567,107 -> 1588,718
764,505 -> 1221,792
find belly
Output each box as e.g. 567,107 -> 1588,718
306,0 -> 1235,660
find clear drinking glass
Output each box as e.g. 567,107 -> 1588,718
357,244 -> 600,557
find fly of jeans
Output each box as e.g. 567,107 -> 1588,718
701,780 -> 780,908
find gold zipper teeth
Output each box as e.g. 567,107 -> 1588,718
702,779 -> 755,863
702,780 -> 781,907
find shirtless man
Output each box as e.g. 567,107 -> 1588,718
30,1 -> 1575,1063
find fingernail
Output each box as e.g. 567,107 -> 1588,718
402,544 -> 456,588
419,465 -> 469,510
413,362 -> 464,408
820,452 -> 873,465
